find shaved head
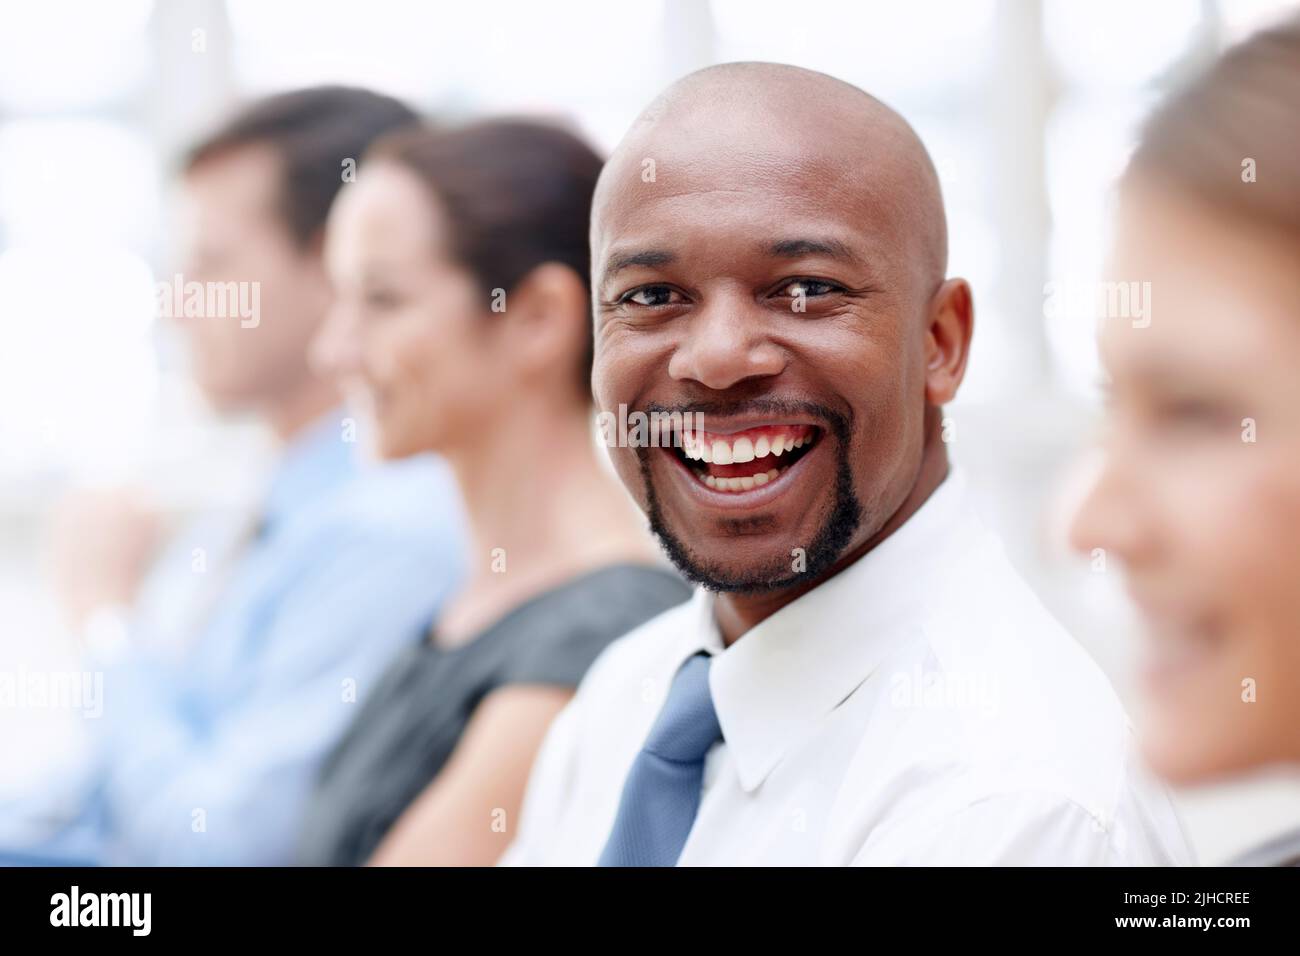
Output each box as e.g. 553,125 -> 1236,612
589,61 -> 972,627
595,62 -> 948,296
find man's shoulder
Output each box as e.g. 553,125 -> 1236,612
569,597 -> 700,700
936,542 -> 1125,739
844,533 -> 1176,849
584,596 -> 699,665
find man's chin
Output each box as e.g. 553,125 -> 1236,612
649,496 -> 865,593
655,531 -> 814,594
634,405 -> 865,594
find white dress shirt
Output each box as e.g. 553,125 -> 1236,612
503,469 -> 1193,866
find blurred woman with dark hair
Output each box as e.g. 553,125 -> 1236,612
1071,16 -> 1300,865
299,119 -> 688,866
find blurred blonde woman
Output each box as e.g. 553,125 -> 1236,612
1071,17 -> 1300,865
300,119 -> 689,866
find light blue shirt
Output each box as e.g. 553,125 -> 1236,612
2,413 -> 464,865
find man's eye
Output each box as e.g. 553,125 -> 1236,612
622,286 -> 681,307
779,278 -> 842,298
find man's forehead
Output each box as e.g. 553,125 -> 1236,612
600,103 -> 889,199
592,64 -> 948,283
593,136 -> 906,265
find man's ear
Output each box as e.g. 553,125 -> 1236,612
924,277 -> 973,405
500,262 -> 589,384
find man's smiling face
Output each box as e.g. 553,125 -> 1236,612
591,66 -> 956,593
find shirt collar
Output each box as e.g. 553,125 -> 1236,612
260,410 -> 356,532
669,467 -> 985,792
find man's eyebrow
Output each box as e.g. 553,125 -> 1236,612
600,249 -> 676,285
768,237 -> 856,260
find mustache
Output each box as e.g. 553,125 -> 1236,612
639,398 -> 853,442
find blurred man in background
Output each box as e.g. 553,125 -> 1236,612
1,86 -> 464,865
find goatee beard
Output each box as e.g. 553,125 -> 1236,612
636,401 -> 863,594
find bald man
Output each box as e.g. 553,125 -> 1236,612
503,63 -> 1191,866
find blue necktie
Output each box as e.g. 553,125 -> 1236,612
598,653 -> 722,867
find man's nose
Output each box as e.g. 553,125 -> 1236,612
667,296 -> 785,390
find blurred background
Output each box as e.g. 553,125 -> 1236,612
1,0 -> 1297,863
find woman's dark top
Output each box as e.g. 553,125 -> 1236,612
296,563 -> 689,865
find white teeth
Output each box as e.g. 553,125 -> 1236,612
699,466 -> 782,493
682,429 -> 817,494
685,430 -> 817,465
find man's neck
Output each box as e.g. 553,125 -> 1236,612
712,445 -> 950,645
